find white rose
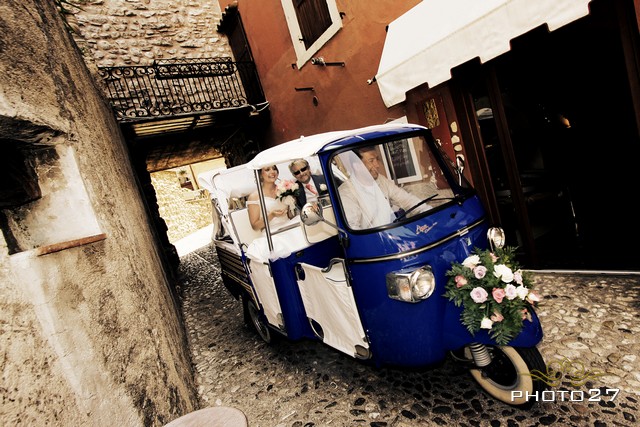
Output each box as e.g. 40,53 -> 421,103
462,255 -> 480,269
504,284 -> 518,300
493,264 -> 514,283
480,317 -> 494,329
515,285 -> 529,300
320,183 -> 327,192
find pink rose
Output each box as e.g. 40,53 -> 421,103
526,291 -> 541,304
455,275 -> 468,288
470,287 -> 488,303
473,265 -> 487,279
513,270 -> 523,285
492,287 -> 506,304
490,311 -> 504,323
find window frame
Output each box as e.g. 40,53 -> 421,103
380,137 -> 423,184
280,0 -> 342,69
379,117 -> 422,184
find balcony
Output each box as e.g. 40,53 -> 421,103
98,58 -> 268,136
98,58 -> 269,170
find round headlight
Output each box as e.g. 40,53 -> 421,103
410,267 -> 435,300
487,227 -> 506,250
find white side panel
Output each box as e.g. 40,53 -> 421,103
297,261 -> 368,357
248,261 -> 283,329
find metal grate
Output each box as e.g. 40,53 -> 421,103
98,59 -> 265,121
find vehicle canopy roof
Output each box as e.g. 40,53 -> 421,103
198,164 -> 255,215
246,123 -> 426,170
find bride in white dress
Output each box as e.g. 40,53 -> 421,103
247,165 -> 294,231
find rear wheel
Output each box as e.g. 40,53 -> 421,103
244,297 -> 272,344
470,346 -> 547,408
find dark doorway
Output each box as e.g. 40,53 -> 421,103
463,0 -> 640,270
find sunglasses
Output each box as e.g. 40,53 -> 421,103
292,165 -> 309,176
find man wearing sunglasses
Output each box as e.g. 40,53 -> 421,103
289,158 -> 327,211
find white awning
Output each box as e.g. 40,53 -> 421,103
375,0 -> 592,107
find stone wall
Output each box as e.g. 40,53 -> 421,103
0,1 -> 198,425
151,170 -> 212,243
67,0 -> 232,67
64,0 -> 230,243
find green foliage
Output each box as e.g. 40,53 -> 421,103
444,246 -> 540,346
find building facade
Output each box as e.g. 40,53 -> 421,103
0,1 -> 198,424
60,1 -> 640,271
218,0 -> 640,271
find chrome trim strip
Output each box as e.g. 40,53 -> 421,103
350,218 -> 486,264
271,222 -> 300,235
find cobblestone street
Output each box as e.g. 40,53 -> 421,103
178,244 -> 639,427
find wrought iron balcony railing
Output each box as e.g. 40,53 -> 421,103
98,58 -> 266,121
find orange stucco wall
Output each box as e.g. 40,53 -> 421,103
219,0 -> 421,147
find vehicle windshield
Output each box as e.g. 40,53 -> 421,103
329,134 -> 464,231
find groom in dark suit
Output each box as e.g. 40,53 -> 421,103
289,159 -> 327,211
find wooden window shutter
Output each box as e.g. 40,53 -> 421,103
294,0 -> 332,49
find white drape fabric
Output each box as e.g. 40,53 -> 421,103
336,151 -> 395,229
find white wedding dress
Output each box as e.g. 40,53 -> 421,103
265,197 -> 291,229
247,196 -> 290,230
245,196 -> 308,262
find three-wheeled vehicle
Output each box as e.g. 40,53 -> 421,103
198,123 -> 546,407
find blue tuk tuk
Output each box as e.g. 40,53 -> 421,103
199,123 -> 546,407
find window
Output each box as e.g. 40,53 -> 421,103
0,141 -> 103,255
380,136 -> 423,184
0,139 -> 41,209
281,0 -> 342,68
294,0 -> 331,49
330,137 -> 457,231
379,117 -> 422,184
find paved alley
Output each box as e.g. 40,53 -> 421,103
178,244 -> 639,427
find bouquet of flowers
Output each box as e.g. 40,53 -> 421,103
443,246 -> 541,346
276,180 -> 300,212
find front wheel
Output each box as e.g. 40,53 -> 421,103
470,346 -> 547,408
244,297 -> 273,344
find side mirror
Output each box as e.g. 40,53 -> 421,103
300,202 -> 323,226
456,154 -> 465,173
300,201 -> 350,248
455,155 -> 465,186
